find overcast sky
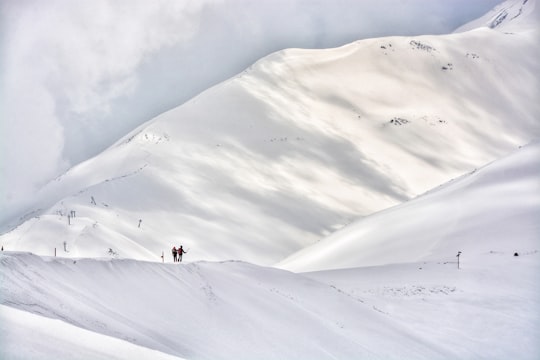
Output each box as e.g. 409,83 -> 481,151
0,0 -> 501,222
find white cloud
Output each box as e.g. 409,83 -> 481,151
0,0 -> 210,218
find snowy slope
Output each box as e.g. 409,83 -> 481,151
305,251 -> 540,360
2,250 -> 538,359
278,140 -> 540,272
2,121 -> 539,360
456,0 -> 539,32
1,0 -> 501,219
0,305 -> 185,360
0,253 -> 453,360
1,0 -> 539,266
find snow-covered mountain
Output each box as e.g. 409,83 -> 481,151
278,140 -> 540,272
1,0 -> 539,266
2,141 -> 539,359
1,1 -> 539,359
455,0 -> 538,32
1,0 -> 501,219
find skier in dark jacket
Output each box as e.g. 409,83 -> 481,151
177,245 -> 187,262
172,246 -> 178,262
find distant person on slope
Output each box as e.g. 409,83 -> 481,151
177,245 -> 187,262
172,246 -> 178,262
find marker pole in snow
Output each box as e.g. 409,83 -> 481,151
456,251 -> 462,269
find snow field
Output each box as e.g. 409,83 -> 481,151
2,247 -> 538,359
0,253 -> 450,359
307,251 -> 540,360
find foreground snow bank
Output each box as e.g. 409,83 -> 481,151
0,305 -> 184,360
2,251 -> 539,359
0,253 -> 444,359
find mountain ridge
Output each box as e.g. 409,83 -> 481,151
1,0 -> 539,266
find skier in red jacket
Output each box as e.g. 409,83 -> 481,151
177,245 -> 187,262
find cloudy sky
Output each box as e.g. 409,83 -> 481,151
0,0 -> 501,222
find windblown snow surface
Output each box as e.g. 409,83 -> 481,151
1,0 -> 539,359
1,141 -> 539,359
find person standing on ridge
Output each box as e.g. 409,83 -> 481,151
178,245 -> 187,262
172,246 -> 178,262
